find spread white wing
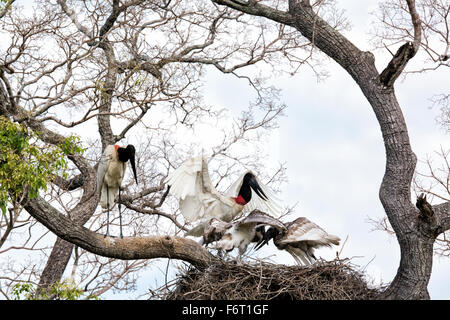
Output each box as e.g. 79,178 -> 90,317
225,171 -> 283,217
164,155 -> 234,225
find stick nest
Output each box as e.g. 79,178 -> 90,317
164,258 -> 383,300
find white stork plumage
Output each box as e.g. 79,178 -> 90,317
164,155 -> 282,237
255,216 -> 341,266
97,144 -> 138,238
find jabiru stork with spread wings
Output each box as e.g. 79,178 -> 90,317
97,144 -> 138,238
164,155 -> 282,237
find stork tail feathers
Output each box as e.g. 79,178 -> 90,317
286,247 -> 313,266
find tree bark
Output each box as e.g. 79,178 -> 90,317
22,194 -> 215,269
37,238 -> 75,290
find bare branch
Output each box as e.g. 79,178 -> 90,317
379,0 -> 422,87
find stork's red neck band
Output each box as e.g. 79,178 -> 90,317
234,195 -> 247,205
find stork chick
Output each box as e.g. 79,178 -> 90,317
255,217 -> 340,266
203,210 -> 285,255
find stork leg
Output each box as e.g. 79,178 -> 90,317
119,187 -> 123,238
105,185 -> 110,237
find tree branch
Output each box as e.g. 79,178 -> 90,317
212,0 -> 294,25
22,195 -> 214,268
379,0 -> 422,87
0,0 -> 15,19
434,201 -> 450,233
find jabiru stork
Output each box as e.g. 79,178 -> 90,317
164,155 -> 282,237
203,210 -> 286,255
255,216 -> 341,266
97,144 -> 138,238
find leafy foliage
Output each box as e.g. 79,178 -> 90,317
11,280 -> 98,300
0,116 -> 83,214
0,0 -> 13,9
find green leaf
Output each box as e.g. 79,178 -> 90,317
0,116 -> 73,213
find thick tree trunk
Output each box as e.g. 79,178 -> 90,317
37,238 -> 74,290
362,87 -> 434,299
382,235 -> 434,299
3,0 -> 446,300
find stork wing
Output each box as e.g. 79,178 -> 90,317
236,210 -> 287,232
202,218 -> 232,245
165,155 -> 227,223
164,155 -> 203,200
225,171 -> 283,217
278,217 -> 340,248
165,155 -> 204,222
96,145 -> 115,193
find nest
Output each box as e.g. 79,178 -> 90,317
164,258 -> 383,300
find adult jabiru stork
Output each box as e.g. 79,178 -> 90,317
97,144 -> 138,238
164,155 -> 282,237
255,216 -> 341,266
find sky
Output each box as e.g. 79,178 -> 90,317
1,0 -> 449,300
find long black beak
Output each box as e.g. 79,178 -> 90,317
130,155 -> 138,185
254,226 -> 276,250
125,145 -> 138,185
248,175 -> 268,201
254,236 -> 270,251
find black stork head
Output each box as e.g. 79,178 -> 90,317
252,225 -> 266,243
238,172 -> 268,203
118,144 -> 138,185
254,226 -> 279,250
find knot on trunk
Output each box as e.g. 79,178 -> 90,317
379,42 -> 415,87
162,235 -> 174,248
416,193 -> 435,223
